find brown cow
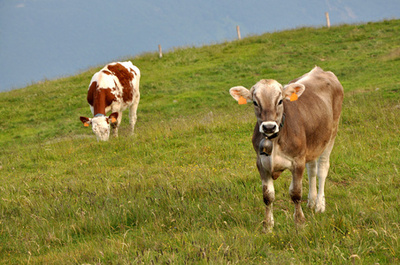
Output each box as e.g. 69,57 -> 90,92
80,61 -> 140,141
229,66 -> 343,231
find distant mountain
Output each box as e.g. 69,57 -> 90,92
0,0 -> 399,91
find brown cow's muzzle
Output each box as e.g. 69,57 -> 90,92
261,123 -> 277,135
260,121 -> 279,136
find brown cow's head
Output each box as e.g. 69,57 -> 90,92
79,112 -> 118,141
229,80 -> 305,138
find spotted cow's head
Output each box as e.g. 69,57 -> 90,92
80,112 -> 118,141
229,80 -> 305,138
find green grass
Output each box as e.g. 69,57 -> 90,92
1,20 -> 400,264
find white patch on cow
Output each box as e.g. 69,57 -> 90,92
306,160 -> 318,209
261,172 -> 275,230
120,61 -> 136,70
259,121 -> 279,136
91,116 -> 110,141
89,72 -> 100,88
97,72 -> 116,91
262,177 -> 275,199
315,158 -> 329,213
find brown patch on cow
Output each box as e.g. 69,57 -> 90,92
90,87 -> 116,115
263,185 -> 273,206
272,171 -> 282,180
87,80 -> 117,115
87,81 -> 98,106
113,81 -> 122,98
290,192 -> 302,203
80,116 -> 90,124
107,63 -> 134,103
102,70 -> 112,75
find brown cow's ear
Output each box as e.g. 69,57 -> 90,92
283,83 -> 305,101
80,116 -> 91,127
109,112 -> 118,124
229,86 -> 252,104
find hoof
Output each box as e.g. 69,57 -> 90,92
294,212 -> 306,225
307,198 -> 316,209
262,221 -> 274,233
315,196 -> 326,213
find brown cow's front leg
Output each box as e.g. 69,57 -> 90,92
258,157 -> 275,232
289,165 -> 306,225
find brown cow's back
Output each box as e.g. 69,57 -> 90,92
279,68 -> 343,162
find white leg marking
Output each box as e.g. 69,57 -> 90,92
315,142 -> 335,213
262,177 -> 275,232
316,158 -> 329,213
306,160 -> 318,209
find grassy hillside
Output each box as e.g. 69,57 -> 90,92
1,20 -> 399,264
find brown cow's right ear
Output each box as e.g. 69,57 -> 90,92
80,116 -> 91,127
229,86 -> 252,104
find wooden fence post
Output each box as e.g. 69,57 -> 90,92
158,44 -> 162,58
325,12 -> 331,28
236,25 -> 241,40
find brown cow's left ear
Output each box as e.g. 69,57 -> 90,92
109,112 -> 118,124
80,116 -> 91,127
283,83 -> 305,101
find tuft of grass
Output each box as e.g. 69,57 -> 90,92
1,19 -> 400,264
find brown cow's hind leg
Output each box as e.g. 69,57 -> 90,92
316,141 -> 335,213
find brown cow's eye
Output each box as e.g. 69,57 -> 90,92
278,99 -> 283,105
253,101 -> 259,107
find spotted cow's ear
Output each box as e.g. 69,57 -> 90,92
109,112 -> 118,124
80,116 -> 91,127
283,83 -> 305,101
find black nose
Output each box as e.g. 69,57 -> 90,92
262,124 -> 276,134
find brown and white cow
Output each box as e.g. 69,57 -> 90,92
229,66 -> 343,230
80,61 -> 140,141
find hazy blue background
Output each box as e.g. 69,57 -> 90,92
0,0 -> 399,92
